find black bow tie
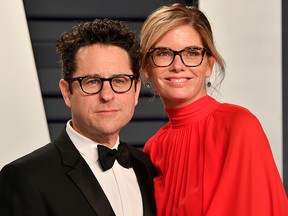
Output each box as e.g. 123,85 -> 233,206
98,143 -> 132,171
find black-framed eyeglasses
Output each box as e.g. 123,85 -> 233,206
148,46 -> 207,67
66,74 -> 137,94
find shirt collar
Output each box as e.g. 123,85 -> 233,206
65,120 -> 120,162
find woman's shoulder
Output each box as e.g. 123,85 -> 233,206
219,102 -> 254,116
143,122 -> 171,151
215,101 -> 261,126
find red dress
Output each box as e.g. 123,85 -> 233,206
144,95 -> 288,216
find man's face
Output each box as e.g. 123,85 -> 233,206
59,44 -> 141,146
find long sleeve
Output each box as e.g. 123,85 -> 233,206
0,164 -> 49,216
144,96 -> 288,215
205,108 -> 288,215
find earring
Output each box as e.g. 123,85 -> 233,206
145,82 -> 151,88
206,77 -> 211,87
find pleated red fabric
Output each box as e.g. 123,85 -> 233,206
144,96 -> 288,216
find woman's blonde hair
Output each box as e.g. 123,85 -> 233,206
140,3 -> 225,88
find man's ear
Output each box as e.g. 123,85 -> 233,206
134,78 -> 141,106
59,79 -> 72,108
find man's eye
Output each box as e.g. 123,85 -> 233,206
84,78 -> 101,85
113,77 -> 129,85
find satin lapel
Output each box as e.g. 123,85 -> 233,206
67,158 -> 115,216
55,129 -> 115,216
124,143 -> 156,216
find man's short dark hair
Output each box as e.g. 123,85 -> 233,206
56,19 -> 140,79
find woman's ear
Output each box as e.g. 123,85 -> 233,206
141,66 -> 151,79
206,56 -> 215,77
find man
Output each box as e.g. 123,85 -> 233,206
0,19 -> 156,216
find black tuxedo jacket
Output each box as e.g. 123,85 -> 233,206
0,129 -> 156,216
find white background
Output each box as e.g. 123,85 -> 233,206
200,0 -> 283,176
0,0 -> 50,168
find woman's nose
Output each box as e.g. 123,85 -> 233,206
169,54 -> 185,72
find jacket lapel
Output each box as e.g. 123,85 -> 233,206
124,142 -> 157,216
55,129 -> 115,216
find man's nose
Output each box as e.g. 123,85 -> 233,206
99,81 -> 114,101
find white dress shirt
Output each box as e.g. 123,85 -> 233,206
66,121 -> 143,216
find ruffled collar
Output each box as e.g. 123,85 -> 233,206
165,96 -> 220,128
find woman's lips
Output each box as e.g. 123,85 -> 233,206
167,78 -> 190,83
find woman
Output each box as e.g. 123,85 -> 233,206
140,3 -> 288,216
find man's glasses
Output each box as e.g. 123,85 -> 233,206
66,74 -> 136,94
148,46 -> 207,67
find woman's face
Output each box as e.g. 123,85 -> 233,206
147,24 -> 214,108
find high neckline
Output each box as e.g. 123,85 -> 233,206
165,96 -> 220,128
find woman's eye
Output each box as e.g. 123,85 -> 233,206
187,50 -> 200,56
156,50 -> 172,57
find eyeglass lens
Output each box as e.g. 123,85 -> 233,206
81,75 -> 134,94
151,47 -> 205,67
